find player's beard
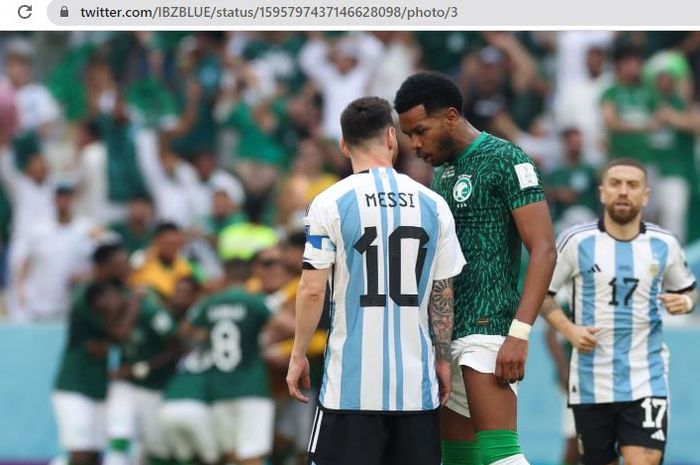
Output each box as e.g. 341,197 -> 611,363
606,201 -> 641,225
434,133 -> 458,166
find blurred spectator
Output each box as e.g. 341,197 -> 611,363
14,184 -> 101,323
129,222 -> 192,301
460,32 -> 540,134
74,119 -> 109,223
546,128 -> 600,233
246,245 -> 289,296
367,32 -> 420,104
218,211 -> 278,263
189,150 -> 245,225
109,196 -> 155,256
203,189 -> 247,246
3,37 -> 60,138
299,32 -> 382,141
648,70 -> 700,242
554,45 -> 613,166
601,44 -> 656,164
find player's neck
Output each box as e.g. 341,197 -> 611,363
451,122 -> 482,161
603,214 -> 643,241
350,152 -> 393,173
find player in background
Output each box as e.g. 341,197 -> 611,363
52,243 -> 135,465
104,277 -> 201,465
395,72 -> 557,465
287,96 -> 466,465
542,158 -> 697,465
162,258 -> 293,465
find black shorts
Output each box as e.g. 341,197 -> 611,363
572,397 -> 669,465
306,407 -> 441,465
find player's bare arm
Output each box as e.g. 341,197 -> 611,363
287,267 -> 331,403
540,295 -> 598,353
495,201 -> 556,384
658,287 -> 698,315
106,291 -> 141,343
428,277 -> 455,406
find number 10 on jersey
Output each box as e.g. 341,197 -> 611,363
354,226 -> 429,308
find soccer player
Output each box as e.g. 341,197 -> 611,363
52,243 -> 135,465
104,280 -> 198,465
394,72 -> 557,465
542,158 -> 697,465
286,96 -> 466,465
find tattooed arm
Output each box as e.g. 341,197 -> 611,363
428,277 -> 454,406
428,277 -> 455,362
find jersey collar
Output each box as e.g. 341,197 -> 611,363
597,217 -> 647,240
456,131 -> 488,162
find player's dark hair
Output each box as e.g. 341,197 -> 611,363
601,157 -> 648,181
92,242 -> 124,266
224,258 -> 251,282
612,44 -> 643,63
85,282 -> 118,307
394,71 -> 464,115
340,97 -> 394,148
154,221 -> 180,237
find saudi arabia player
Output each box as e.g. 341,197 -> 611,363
395,72 -> 557,465
542,158 -> 697,465
52,243 -> 134,465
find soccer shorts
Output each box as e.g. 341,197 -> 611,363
276,390 -> 317,452
445,335 -> 518,418
106,381 -> 170,458
52,391 -> 106,451
306,407 -> 441,465
211,397 -> 275,460
572,397 -> 669,465
160,400 -> 219,464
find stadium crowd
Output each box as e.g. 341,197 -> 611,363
1,31 -> 700,465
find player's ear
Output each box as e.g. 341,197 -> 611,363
445,107 -> 460,129
642,186 -> 651,207
339,138 -> 352,160
386,126 -> 397,151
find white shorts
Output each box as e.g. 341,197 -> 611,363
160,400 -> 219,464
445,335 -> 519,419
52,391 -> 106,451
106,381 -> 170,458
275,390 -> 317,452
211,397 -> 275,460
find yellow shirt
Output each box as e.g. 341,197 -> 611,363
129,250 -> 192,300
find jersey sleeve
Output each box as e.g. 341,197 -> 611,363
548,230 -> 579,295
432,197 -> 466,281
494,143 -> 545,211
302,196 -> 337,270
663,238 -> 696,293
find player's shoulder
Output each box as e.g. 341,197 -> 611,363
556,220 -> 601,252
644,222 -> 682,247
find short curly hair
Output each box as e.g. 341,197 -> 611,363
394,71 -> 463,115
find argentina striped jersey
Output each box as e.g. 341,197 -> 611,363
303,167 -> 465,412
549,219 -> 696,405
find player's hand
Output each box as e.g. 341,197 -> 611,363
435,360 -> 452,406
495,336 -> 528,385
658,293 -> 692,315
85,340 -> 110,359
566,325 -> 599,353
111,364 -> 133,380
286,355 -> 311,403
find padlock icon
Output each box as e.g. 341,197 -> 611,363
60,6 -> 69,17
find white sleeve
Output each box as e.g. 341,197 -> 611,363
302,197 -> 337,270
548,231 -> 578,295
663,238 -> 696,292
0,147 -> 21,196
299,39 -> 337,85
35,86 -> 60,126
432,198 -> 466,281
135,129 -> 167,193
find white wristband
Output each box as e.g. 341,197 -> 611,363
681,294 -> 694,314
508,320 -> 532,341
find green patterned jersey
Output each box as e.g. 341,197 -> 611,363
430,132 -> 545,338
165,287 -> 272,402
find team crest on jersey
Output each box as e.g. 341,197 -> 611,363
453,175 -> 473,203
649,262 -> 659,277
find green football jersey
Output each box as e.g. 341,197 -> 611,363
120,296 -> 177,391
167,287 -> 272,402
601,82 -> 656,163
430,132 -> 545,338
649,94 -> 696,178
54,284 -> 110,400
